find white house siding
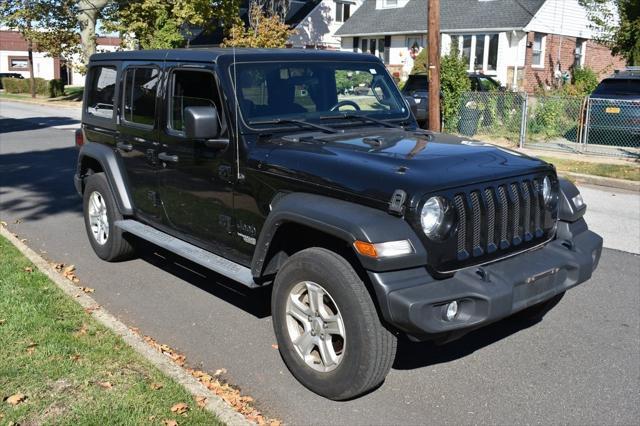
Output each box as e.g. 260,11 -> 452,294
0,50 -> 55,79
525,0 -> 594,39
290,0 -> 363,49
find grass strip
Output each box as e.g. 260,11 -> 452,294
539,156 -> 640,181
0,235 -> 223,426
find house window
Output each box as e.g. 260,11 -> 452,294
575,40 -> 587,67
335,1 -> 351,23
382,0 -> 398,7
360,37 -> 389,64
8,56 -> 29,71
406,36 -> 424,50
532,33 -> 545,68
452,34 -> 499,73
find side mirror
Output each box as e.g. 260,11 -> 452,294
184,106 -> 220,139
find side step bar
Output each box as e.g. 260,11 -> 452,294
115,220 -> 257,288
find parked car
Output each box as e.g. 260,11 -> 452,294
74,48 -> 602,401
0,72 -> 24,89
402,72 -> 503,126
587,67 -> 640,147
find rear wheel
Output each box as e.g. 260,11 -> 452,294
511,292 -> 565,322
82,173 -> 135,262
272,247 -> 397,400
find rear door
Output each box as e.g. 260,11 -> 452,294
155,65 -> 239,261
116,64 -> 163,224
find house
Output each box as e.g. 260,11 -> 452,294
335,0 -> 626,91
0,29 -> 120,86
288,0 -> 364,49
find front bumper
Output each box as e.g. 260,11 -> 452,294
368,224 -> 602,340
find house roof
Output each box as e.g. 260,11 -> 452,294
335,0 -> 547,36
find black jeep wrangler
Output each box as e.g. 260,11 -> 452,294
74,48 -> 602,400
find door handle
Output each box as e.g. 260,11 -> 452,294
158,152 -> 179,163
116,141 -> 133,152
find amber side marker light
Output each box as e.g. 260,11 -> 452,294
353,240 -> 414,258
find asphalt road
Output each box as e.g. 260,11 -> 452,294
1,100 -> 639,425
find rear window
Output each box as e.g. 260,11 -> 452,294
86,66 -> 117,119
593,79 -> 640,96
403,75 -> 428,93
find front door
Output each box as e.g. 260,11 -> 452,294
156,66 -> 239,261
116,64 -> 162,223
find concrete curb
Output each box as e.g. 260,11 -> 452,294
0,95 -> 80,109
0,226 -> 251,426
560,171 -> 640,192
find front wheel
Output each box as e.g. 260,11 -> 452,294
272,247 -> 397,400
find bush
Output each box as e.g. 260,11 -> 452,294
410,48 -> 428,74
1,77 -> 60,97
440,47 -> 471,129
48,79 -> 65,97
571,67 -> 599,95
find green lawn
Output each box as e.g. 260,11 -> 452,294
0,236 -> 223,425
539,156 -> 640,181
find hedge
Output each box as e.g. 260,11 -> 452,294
1,77 -> 65,97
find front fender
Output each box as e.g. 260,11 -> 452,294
251,193 -> 427,276
76,142 -> 134,215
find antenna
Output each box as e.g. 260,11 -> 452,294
232,46 -> 242,180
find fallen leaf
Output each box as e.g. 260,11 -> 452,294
271,344 -> 278,349
6,393 -> 27,406
53,263 -> 64,271
26,343 -> 37,355
213,368 -> 227,376
81,287 -> 95,293
170,402 -> 189,414
84,306 -> 99,314
23,267 -> 33,273
0,221 -> 7,227
150,383 -> 164,390
70,354 -> 81,362
163,420 -> 178,426
14,219 -> 23,224
75,324 -> 88,336
20,238 -> 27,243
98,381 -> 113,389
148,415 -> 156,421
195,396 -> 207,408
0,319 -> 5,325
64,265 -> 76,274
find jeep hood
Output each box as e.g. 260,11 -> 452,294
252,128 -> 554,203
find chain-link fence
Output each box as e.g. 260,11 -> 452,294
445,91 -> 640,159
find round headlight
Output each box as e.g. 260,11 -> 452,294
542,176 -> 553,204
421,196 -> 446,239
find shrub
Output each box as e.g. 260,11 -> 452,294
1,77 -> 60,97
48,79 -> 65,97
571,67 -> 599,95
440,46 -> 471,129
410,48 -> 428,75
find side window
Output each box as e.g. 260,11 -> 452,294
86,66 -> 117,119
122,67 -> 159,127
169,70 -> 223,133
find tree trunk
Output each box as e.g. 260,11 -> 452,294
77,0 -> 110,68
28,40 -> 35,98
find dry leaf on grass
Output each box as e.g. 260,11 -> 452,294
195,396 -> 207,408
26,343 -> 37,355
70,354 -> 81,362
150,383 -> 164,390
0,221 -> 7,227
0,319 -> 5,325
23,267 -> 33,273
163,420 -> 178,426
97,381 -> 113,389
75,324 -> 88,336
20,238 -> 27,243
170,402 -> 189,415
213,368 -> 227,376
6,393 -> 27,406
81,287 -> 94,293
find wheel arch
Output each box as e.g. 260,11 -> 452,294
76,143 -> 134,216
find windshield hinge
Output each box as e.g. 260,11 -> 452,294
388,189 -> 407,216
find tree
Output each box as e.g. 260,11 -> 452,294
103,0 -> 240,50
0,0 -> 79,97
221,2 -> 293,48
76,0 -> 111,68
440,46 -> 471,129
579,0 -> 640,65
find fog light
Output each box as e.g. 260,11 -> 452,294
572,193 -> 585,209
444,301 -> 458,321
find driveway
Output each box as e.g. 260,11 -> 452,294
1,100 -> 638,425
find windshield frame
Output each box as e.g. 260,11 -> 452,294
227,59 -> 412,132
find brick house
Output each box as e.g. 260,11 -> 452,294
335,0 -> 626,92
0,30 -> 120,86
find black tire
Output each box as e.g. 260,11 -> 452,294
511,292 -> 565,322
272,247 -> 397,400
82,173 -> 135,262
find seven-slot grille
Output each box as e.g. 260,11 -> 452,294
452,178 -> 548,261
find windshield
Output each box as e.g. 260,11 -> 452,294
593,79 -> 640,96
232,61 -> 409,126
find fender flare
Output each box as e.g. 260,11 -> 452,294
76,142 -> 134,215
250,193 -> 427,277
558,178 -> 586,222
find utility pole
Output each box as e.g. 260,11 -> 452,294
427,0 -> 440,132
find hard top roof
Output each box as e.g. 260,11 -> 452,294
90,48 -> 378,64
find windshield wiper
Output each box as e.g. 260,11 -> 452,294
248,118 -> 338,134
319,112 -> 406,129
